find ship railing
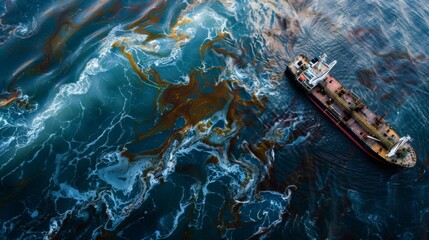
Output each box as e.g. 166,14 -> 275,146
350,90 -> 361,100
331,105 -> 343,117
322,84 -> 394,149
299,81 -> 313,91
327,107 -> 341,121
328,112 -> 340,122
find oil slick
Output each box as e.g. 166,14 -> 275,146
0,0 -> 428,239
0,2 -> 296,239
0,91 -> 19,107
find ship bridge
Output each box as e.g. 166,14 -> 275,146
291,54 -> 337,91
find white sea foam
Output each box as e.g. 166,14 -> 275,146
25,26 -> 123,143
27,69 -> 90,142
14,17 -> 38,39
97,152 -> 149,194
52,183 -> 97,202
154,47 -> 182,66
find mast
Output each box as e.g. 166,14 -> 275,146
309,53 -> 337,87
318,53 -> 327,72
387,135 -> 412,158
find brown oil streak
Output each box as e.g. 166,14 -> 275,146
8,0 -> 121,89
199,31 -> 228,59
241,167 -> 255,189
171,17 -> 192,28
170,32 -> 190,46
119,145 -> 137,162
166,16 -> 193,45
143,32 -> 167,43
127,1 -> 167,31
120,45 -> 150,82
145,71 -> 215,136
212,127 -> 231,135
0,91 -> 19,108
49,0 -> 121,60
111,40 -> 123,49
201,138 -> 225,147
122,70 -> 230,158
206,156 -> 220,164
226,201 -> 243,228
247,140 -> 279,164
117,45 -> 169,87
126,1 -> 168,43
181,199 -> 196,240
147,68 -> 170,87
129,130 -> 182,158
122,68 -> 267,159
95,229 -> 117,240
196,121 -> 213,133
139,81 -> 231,140
213,48 -> 241,64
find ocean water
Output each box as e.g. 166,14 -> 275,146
0,0 -> 428,239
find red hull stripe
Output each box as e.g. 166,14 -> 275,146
306,93 -> 382,161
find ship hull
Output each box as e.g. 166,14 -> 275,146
285,66 -> 398,166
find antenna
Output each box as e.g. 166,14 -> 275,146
318,53 -> 327,71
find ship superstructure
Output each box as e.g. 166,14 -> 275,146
285,54 -> 416,167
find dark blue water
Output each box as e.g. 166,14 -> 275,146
1,0 -> 428,239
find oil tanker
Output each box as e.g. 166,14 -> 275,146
285,54 -> 416,167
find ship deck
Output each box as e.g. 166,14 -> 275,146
287,55 -> 416,167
